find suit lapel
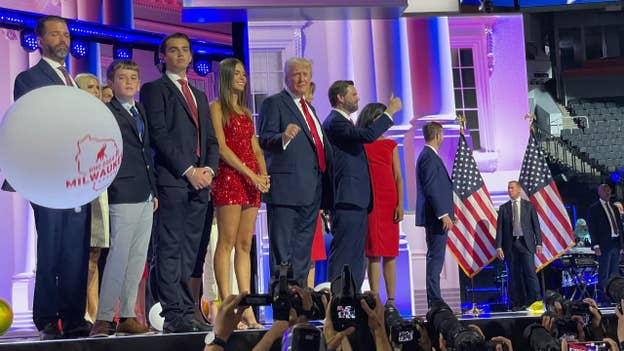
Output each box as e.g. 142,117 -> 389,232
161,76 -> 196,126
36,60 -> 66,86
427,146 -> 451,182
111,97 -> 141,141
280,90 -> 315,145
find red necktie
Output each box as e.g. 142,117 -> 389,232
178,79 -> 200,157
299,97 -> 326,172
57,66 -> 74,87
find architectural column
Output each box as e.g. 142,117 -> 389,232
406,17 -> 456,124
71,0 -> 103,77
1,28 -> 38,333
402,17 -> 461,313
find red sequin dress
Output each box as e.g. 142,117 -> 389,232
212,113 -> 261,207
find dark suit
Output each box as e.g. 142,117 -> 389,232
8,59 -> 90,331
258,89 -> 333,286
140,75 -> 218,330
322,109 -> 393,289
106,98 -> 157,204
588,200 -> 623,292
415,145 -> 453,305
496,198 -> 542,307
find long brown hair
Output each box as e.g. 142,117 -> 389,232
218,58 -> 251,125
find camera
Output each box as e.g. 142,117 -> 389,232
384,305 -> 424,351
523,323 -> 561,351
330,265 -> 376,331
281,323 -> 322,351
239,263 -> 328,321
426,301 -> 485,351
272,263 -> 328,321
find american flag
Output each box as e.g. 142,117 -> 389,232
449,134 -> 498,278
519,133 -> 575,271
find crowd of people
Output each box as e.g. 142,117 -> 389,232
4,15 -> 409,341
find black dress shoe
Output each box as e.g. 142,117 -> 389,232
63,321 -> 92,339
511,305 -> 527,312
190,319 -> 212,332
39,321 -> 62,341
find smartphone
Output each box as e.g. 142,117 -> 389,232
238,294 -> 272,306
568,341 -> 610,351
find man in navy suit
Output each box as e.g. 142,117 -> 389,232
140,33 -> 218,333
415,121 -> 454,306
496,181 -> 542,310
323,80 -> 401,289
4,15 -> 91,340
258,57 -> 333,287
588,183 -> 623,297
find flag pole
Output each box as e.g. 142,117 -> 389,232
467,276 -> 483,316
456,113 -> 483,316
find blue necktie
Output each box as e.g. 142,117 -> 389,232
129,106 -> 144,140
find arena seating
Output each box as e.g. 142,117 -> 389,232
559,99 -> 624,173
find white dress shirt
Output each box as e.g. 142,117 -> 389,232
42,56 -> 77,86
282,90 -> 324,150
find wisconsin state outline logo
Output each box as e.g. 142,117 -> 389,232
66,135 -> 122,191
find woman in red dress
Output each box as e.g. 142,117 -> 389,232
357,103 -> 404,307
210,58 -> 269,328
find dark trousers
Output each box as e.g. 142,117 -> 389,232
598,239 -> 621,294
31,203 -> 90,331
507,237 -> 540,307
155,186 -> 209,327
267,178 -> 321,287
328,204 -> 368,290
191,200 -> 214,278
425,226 -> 447,306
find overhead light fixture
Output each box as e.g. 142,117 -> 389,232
113,42 -> 132,60
20,28 -> 38,52
193,53 -> 211,77
70,39 -> 88,58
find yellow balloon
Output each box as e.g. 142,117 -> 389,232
0,299 -> 13,336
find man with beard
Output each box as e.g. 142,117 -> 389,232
7,16 -> 92,339
323,80 -> 401,289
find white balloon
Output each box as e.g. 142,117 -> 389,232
0,86 -> 122,209
148,303 -> 164,332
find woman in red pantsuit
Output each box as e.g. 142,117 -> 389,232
357,103 -> 404,307
211,58 -> 270,328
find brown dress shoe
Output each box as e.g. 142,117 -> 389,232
116,317 -> 154,335
89,320 -> 115,337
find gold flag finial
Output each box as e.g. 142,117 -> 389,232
524,113 -> 536,133
456,113 -> 466,135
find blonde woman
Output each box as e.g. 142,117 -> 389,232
75,73 -> 110,323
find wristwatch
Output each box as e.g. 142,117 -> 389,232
205,332 -> 227,348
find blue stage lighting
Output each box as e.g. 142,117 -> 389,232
70,39 -> 87,58
193,55 -> 211,77
20,29 -> 38,52
113,43 -> 132,60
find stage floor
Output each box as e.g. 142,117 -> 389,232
0,309 -> 618,351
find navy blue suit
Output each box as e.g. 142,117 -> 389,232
588,200 -> 624,293
415,145 -> 453,305
140,75 -> 218,331
496,199 -> 542,307
105,98 -> 157,203
258,90 -> 333,286
9,59 -> 90,331
323,109 -> 393,289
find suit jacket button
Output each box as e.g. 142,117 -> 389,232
147,165 -> 150,169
